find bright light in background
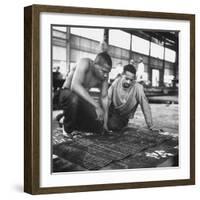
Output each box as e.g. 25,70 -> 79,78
165,49 -> 176,62
109,30 -> 130,50
151,42 -> 164,60
52,27 -> 176,63
71,28 -> 104,42
132,35 -> 150,55
151,43 -> 176,62
109,63 -> 123,80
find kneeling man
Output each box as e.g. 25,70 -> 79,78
107,64 -> 154,131
58,52 -> 112,137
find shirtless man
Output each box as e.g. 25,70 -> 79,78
107,64 -> 154,131
58,52 -> 112,137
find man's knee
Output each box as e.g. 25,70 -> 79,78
70,93 -> 79,106
63,121 -> 73,133
108,115 -> 128,131
108,119 -> 122,131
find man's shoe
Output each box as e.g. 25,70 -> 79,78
62,128 -> 73,141
56,113 -> 64,128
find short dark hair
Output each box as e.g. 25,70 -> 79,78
123,64 -> 136,75
94,51 -> 112,68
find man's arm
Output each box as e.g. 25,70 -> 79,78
62,66 -> 76,89
71,58 -> 99,109
136,84 -> 153,129
99,80 -> 109,130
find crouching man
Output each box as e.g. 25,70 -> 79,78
58,52 -> 112,138
106,64 -> 154,131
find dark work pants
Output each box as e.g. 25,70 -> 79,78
59,88 -> 103,133
107,104 -> 129,131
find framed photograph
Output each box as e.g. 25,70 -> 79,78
24,4 -> 195,194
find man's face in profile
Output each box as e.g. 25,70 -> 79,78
122,71 -> 135,88
94,63 -> 111,81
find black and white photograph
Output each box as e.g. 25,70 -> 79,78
23,4 -> 195,194
51,25 -> 179,173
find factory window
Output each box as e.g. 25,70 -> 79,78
52,46 -> 67,75
71,27 -> 104,42
150,43 -> 164,60
109,30 -> 131,50
165,49 -> 176,63
152,69 -> 160,87
131,35 -> 150,56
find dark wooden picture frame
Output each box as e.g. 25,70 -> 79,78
24,4 -> 195,194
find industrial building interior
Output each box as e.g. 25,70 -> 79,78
52,26 -> 178,172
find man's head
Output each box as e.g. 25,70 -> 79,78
122,64 -> 136,88
56,66 -> 60,72
93,52 -> 112,81
138,57 -> 143,63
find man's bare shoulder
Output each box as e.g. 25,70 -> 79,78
77,57 -> 93,67
74,58 -> 93,75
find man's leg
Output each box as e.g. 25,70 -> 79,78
59,89 -> 79,134
76,97 -> 104,134
107,114 -> 128,131
59,89 -> 103,134
107,106 -> 128,131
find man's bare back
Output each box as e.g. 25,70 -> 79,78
63,58 -> 102,91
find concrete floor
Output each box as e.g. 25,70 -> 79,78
131,103 -> 178,133
52,103 -> 178,172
